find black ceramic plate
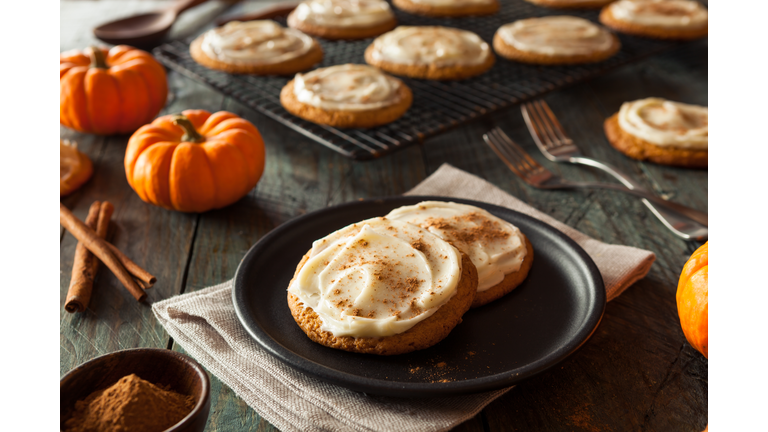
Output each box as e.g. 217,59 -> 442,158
233,196 -> 605,397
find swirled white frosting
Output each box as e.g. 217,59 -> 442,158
292,0 -> 394,28
387,201 -> 527,292
409,0 -> 495,6
618,97 -> 707,149
369,26 -> 491,66
608,0 -> 708,28
201,21 -> 314,65
498,16 -> 614,56
293,64 -> 404,111
288,217 -> 463,337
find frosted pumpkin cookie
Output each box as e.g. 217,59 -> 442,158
599,0 -> 708,40
287,217 -> 478,355
604,97 -> 707,168
287,0 -> 397,40
365,26 -> 495,80
190,20 -> 323,75
493,16 -> 620,65
60,139 -> 93,196
387,201 -> 533,308
280,64 -> 412,128
392,0 -> 499,17
524,0 -> 614,9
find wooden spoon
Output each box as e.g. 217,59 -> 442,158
93,0 -> 211,47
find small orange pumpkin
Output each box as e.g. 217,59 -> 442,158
125,110 -> 266,213
677,242 -> 708,358
60,45 -> 168,135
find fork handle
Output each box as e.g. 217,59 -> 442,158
571,156 -> 708,240
573,181 -> 708,226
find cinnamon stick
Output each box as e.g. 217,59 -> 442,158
60,203 -> 146,302
91,201 -> 114,274
106,242 -> 156,289
64,201 -> 102,313
95,201 -> 156,289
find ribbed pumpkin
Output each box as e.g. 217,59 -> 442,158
676,242 -> 708,358
124,110 -> 266,212
60,45 -> 168,134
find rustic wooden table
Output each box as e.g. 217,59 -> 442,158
60,1 -> 708,430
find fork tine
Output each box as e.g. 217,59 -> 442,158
485,127 -> 544,185
493,127 -> 541,174
484,129 -> 527,179
521,102 -> 552,149
535,100 -> 571,144
528,100 -> 564,148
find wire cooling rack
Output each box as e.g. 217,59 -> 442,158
154,1 -> 683,160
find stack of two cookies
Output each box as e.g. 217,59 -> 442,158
287,201 -> 534,355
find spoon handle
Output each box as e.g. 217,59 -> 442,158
216,3 -> 300,27
168,0 -> 211,15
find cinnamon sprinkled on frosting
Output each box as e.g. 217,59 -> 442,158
387,201 -> 527,292
288,217 -> 462,337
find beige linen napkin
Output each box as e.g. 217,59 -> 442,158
152,163 -> 655,432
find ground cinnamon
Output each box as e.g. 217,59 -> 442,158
64,374 -> 195,432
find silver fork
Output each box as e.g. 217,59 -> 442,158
521,100 -> 707,241
483,128 -> 708,227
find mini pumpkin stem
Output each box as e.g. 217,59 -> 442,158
171,114 -> 205,143
88,46 -> 108,69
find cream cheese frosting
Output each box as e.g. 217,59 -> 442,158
608,0 -> 708,28
293,64 -> 404,111
618,97 -> 708,149
369,26 -> 491,66
292,0 -> 394,29
287,217 -> 463,337
387,201 -> 527,292
498,16 -> 614,56
201,20 -> 314,65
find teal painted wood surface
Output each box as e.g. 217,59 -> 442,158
60,2 -> 707,430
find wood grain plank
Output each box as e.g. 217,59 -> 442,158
60,3 -> 707,431
327,142 -> 427,204
584,39 -> 708,215
60,71 -> 225,376
59,133 -> 196,375
172,95 -> 431,431
416,47 -> 707,431
174,346 -> 280,432
168,97 -> 341,432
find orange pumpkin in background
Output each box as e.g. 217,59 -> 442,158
677,242 -> 708,358
125,110 -> 266,213
60,45 -> 168,134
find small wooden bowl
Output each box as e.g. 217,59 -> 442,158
60,348 -> 211,432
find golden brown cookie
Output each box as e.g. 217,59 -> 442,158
392,0 -> 499,17
603,113 -> 707,168
60,140 -> 93,196
190,36 -> 323,76
287,11 -> 397,40
599,1 -> 708,40
472,234 -> 534,308
524,0 -> 614,8
280,65 -> 413,128
365,44 -> 495,80
365,26 -> 495,80
288,250 -> 478,355
493,24 -> 620,65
